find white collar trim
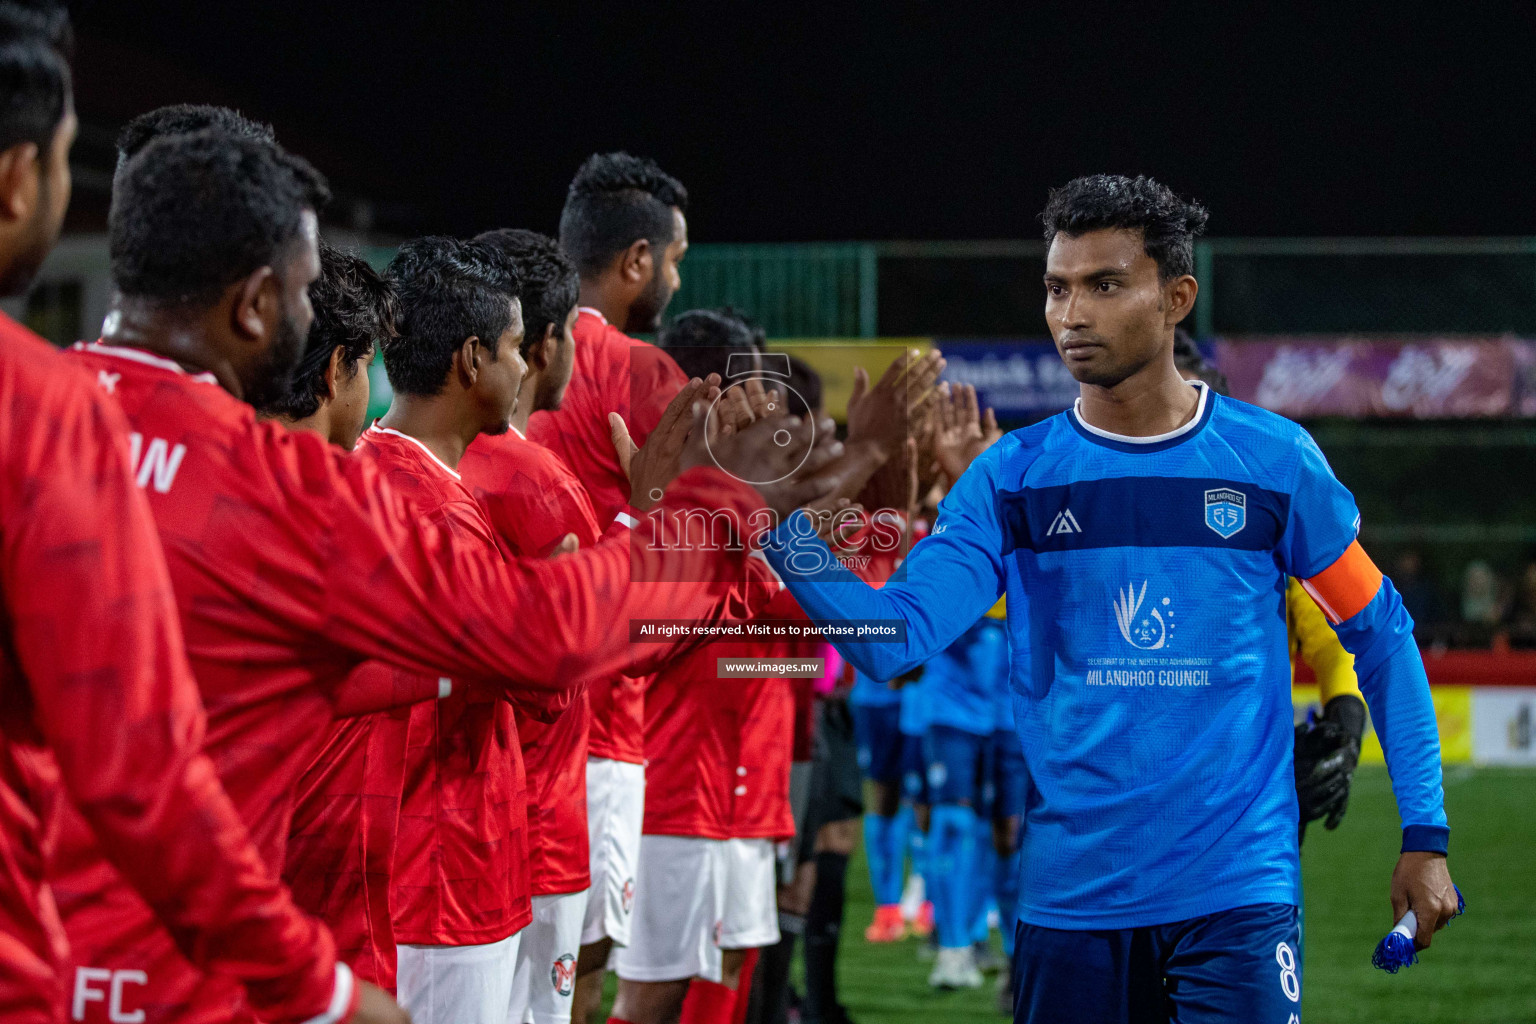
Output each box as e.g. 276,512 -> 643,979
577,306 -> 608,325
78,342 -> 220,385
367,425 -> 462,480
1071,380 -> 1208,445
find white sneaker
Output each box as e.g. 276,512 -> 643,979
899,872 -> 926,921
928,946 -> 984,990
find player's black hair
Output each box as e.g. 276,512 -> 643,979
116,104 -> 275,168
0,1 -> 73,155
1172,326 -> 1229,396
559,151 -> 688,276
110,130 -> 330,307
784,354 -> 823,418
474,228 -> 578,358
657,307 -> 763,382
259,243 -> 396,420
1041,174 -> 1209,280
383,235 -> 522,397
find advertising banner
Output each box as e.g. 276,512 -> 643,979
1470,686 -> 1536,765
1217,335 -> 1536,418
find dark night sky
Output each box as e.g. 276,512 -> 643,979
65,3 -> 1536,241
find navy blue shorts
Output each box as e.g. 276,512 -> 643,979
923,724 -> 991,806
851,702 -> 904,785
900,729 -> 929,805
992,728 -> 1029,822
1012,903 -> 1303,1024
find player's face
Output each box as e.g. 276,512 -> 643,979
0,103 -> 75,296
536,304 -> 578,413
628,208 -> 688,332
476,298 -> 527,435
243,211 -> 321,408
1044,228 -> 1171,388
331,346 -> 373,451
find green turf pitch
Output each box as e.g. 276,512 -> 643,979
831,766 -> 1536,1023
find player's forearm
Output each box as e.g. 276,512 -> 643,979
1332,578 -> 1449,852
328,465 -> 763,691
762,510 -> 974,680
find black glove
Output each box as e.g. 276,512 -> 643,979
1295,695 -> 1366,835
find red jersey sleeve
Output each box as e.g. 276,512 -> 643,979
627,341 -> 690,450
0,338 -> 341,1023
312,453 -> 769,694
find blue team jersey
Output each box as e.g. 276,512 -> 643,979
924,617 -> 1006,735
849,667 -> 902,708
898,668 -> 932,736
765,382 -> 1448,930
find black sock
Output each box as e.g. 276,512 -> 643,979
803,851 -> 849,1022
743,911 -> 803,1024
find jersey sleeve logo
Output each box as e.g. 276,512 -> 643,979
1204,487 -> 1247,539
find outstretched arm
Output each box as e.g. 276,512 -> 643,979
1284,431 -> 1458,949
763,441 -> 1009,680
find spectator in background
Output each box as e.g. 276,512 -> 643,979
1392,550 -> 1445,640
1504,560 -> 1536,649
1172,327 -> 1228,393
1460,560 -> 1505,647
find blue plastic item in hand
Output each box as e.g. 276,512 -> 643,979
1372,885 -> 1465,973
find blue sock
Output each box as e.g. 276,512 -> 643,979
997,847 -> 1022,957
863,813 -> 900,906
907,816 -> 928,891
970,815 -> 996,944
886,804 -> 911,904
928,803 -> 977,949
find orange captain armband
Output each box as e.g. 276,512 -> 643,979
1299,540 -> 1384,626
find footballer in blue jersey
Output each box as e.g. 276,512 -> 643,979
849,667 -> 913,938
763,175 -> 1460,1024
921,615 -> 1009,987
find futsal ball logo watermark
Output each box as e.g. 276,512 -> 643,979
704,352 -> 816,486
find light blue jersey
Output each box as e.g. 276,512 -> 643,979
849,667 -> 902,708
924,617 -> 1006,736
898,668 -> 932,737
764,383 -> 1448,930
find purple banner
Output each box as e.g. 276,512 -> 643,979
1216,336 -> 1536,419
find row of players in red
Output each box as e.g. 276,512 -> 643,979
0,17 -> 930,1022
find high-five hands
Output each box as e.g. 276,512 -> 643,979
681,402 -> 843,518
612,375 -> 722,511
845,348 -> 945,457
932,381 -> 1002,484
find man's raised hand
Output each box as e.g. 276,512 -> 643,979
612,375 -> 721,511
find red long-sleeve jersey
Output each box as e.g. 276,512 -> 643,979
355,425 -> 531,948
459,427 -> 605,897
284,666 -> 415,992
0,316 -> 344,1024
641,569 -> 805,842
52,342 -> 764,1023
528,307 -> 688,764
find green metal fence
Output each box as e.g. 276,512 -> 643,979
658,238 -> 1536,339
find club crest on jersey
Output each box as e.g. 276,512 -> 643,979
550,953 -> 576,996
1204,488 -> 1247,539
1113,580 -> 1175,650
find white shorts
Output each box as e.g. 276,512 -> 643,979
582,757 -> 645,947
397,932 -> 520,1024
719,838 -> 780,949
509,890 -> 589,1024
613,836 -> 780,984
